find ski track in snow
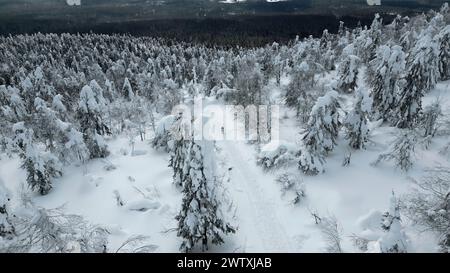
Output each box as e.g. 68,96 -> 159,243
221,140 -> 293,252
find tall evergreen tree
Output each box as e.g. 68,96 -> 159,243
420,100 -> 442,138
13,124 -> 62,195
392,33 -> 439,128
337,44 -> 360,93
285,61 -> 316,122
298,90 -> 341,175
122,77 -> 135,100
344,87 -> 372,149
176,140 -> 235,252
369,45 -> 406,121
437,26 -> 450,80
77,82 -> 110,159
169,112 -> 190,187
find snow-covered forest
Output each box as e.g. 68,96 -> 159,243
1,3 -> 450,253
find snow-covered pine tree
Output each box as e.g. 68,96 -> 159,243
0,85 -> 27,125
379,192 -> 408,253
233,55 -> 265,106
437,26 -> 450,80
156,79 -> 182,114
176,140 -> 235,252
285,61 -> 315,122
386,14 -> 407,44
0,179 -> 14,239
367,13 -> 383,60
337,44 -> 360,93
152,115 -> 176,152
298,90 -> 341,175
0,85 -> 27,149
60,127 -> 90,164
77,82 -> 110,159
373,131 -> 417,172
104,79 -> 116,102
420,99 -> 442,138
122,77 -> 135,100
344,87 -> 372,149
13,124 -> 62,195
369,45 -> 406,121
32,97 -> 66,151
392,32 -> 439,129
168,112 -> 190,187
204,58 -> 230,96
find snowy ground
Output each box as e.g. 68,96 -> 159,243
1,80 -> 449,253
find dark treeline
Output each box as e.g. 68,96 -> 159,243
0,14 -> 398,47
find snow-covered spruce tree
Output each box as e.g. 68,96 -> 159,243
344,87 -> 372,150
285,61 -> 316,122
298,90 -> 341,175
0,85 -> 27,125
367,14 -> 383,60
354,13 -> 382,67
369,45 -> 406,121
385,14 -> 407,44
13,124 -> 62,195
420,100 -> 442,138
204,58 -> 231,96
0,179 -> 15,239
168,112 -> 190,187
156,79 -> 182,114
392,32 -> 439,129
77,82 -> 110,159
32,96 -> 89,164
378,192 -> 408,253
122,77 -> 135,100
151,115 -> 176,152
437,26 -> 450,80
373,131 -> 417,172
32,97 -> 66,150
0,85 -> 27,149
176,140 -> 235,252
403,167 -> 450,253
59,127 -> 90,165
233,55 -> 265,106
337,44 -> 360,93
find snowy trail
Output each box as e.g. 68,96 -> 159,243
220,140 -> 293,252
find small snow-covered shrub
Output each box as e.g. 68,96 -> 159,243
151,115 -> 175,152
352,193 -> 408,253
3,203 -> 109,253
257,141 -> 297,170
403,167 -> 450,253
420,100 -> 442,138
318,214 -> 344,253
372,130 -> 417,172
298,147 -> 325,175
275,172 -> 306,205
378,192 -> 408,253
0,180 -> 14,239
